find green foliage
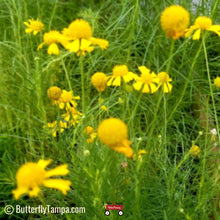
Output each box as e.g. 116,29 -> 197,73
0,0 -> 220,219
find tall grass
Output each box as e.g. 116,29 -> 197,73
0,0 -> 220,219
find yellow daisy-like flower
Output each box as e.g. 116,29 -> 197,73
133,66 -> 159,93
97,118 -> 133,158
83,126 -> 96,143
47,86 -> 62,101
157,72 -> 172,93
24,18 -> 44,35
185,16 -> 220,40
58,90 -> 80,110
107,65 -> 138,87
37,31 -> 68,55
160,5 -> 190,39
101,105 -> 108,111
62,19 -> 109,55
214,77 -> 220,88
12,159 -> 71,200
133,149 -> 147,160
91,72 -> 107,92
189,145 -> 201,158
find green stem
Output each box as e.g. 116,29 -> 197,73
166,39 -> 175,73
80,53 -> 86,116
202,35 -> 220,143
167,42 -> 203,124
61,57 -> 72,91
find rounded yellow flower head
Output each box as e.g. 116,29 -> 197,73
24,18 -> 44,35
12,159 -> 71,200
97,118 -> 133,158
113,65 -> 129,76
194,16 -> 212,30
91,72 -> 107,92
63,19 -> 92,40
189,145 -> 200,158
47,86 -> 62,101
160,5 -> 190,39
214,77 -> 220,88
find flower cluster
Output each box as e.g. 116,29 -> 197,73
46,86 -> 82,137
24,18 -> 108,55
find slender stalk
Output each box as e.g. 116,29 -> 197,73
80,52 -> 86,116
202,35 -> 220,143
166,39 -> 175,73
61,57 -> 72,91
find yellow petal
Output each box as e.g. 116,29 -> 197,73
142,84 -> 150,93
107,76 -> 114,86
185,26 -> 196,38
48,43 -> 59,55
12,187 -> 28,200
37,159 -> 52,169
45,164 -> 69,178
66,40 -> 80,52
25,28 -> 33,34
29,186 -> 41,197
133,81 -> 143,91
37,42 -> 45,51
112,76 -> 121,86
43,179 -> 71,195
149,83 -> 158,93
33,30 -> 38,35
138,66 -> 150,75
208,25 -> 220,37
192,29 -> 201,40
80,39 -> 92,50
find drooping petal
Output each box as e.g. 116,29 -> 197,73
90,37 -> 109,50
45,164 -> 69,178
192,29 -> 201,40
66,39 -> 80,52
48,43 -> 59,55
133,81 -> 143,91
37,42 -> 45,51
208,25 -> 220,37
185,26 -> 196,38
25,28 -> 33,34
107,76 -> 115,86
29,186 -> 41,197
149,83 -> 158,93
138,66 -> 151,75
112,76 -> 121,86
43,179 -> 71,195
142,84 -> 150,93
12,187 -> 29,200
37,159 -> 52,169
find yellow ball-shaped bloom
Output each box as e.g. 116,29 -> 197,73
160,5 -> 190,39
97,118 -> 133,158
98,118 -> 128,147
47,86 -> 62,101
63,19 -> 92,40
91,72 -> 107,92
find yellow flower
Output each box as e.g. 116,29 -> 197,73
62,107 -> 82,127
83,126 -> 96,143
47,86 -> 62,101
160,5 -> 190,39
47,120 -> 67,137
214,77 -> 220,88
37,31 -> 68,55
107,65 -> 138,87
12,159 -> 71,200
97,118 -> 133,158
58,90 -> 80,110
91,72 -> 107,92
62,19 -> 109,55
101,105 -> 107,111
133,66 -> 159,93
189,145 -> 201,158
24,18 -> 44,35
133,149 -> 147,160
185,16 -> 220,40
158,72 -> 172,93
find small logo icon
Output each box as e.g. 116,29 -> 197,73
4,205 -> 14,215
105,203 -> 124,216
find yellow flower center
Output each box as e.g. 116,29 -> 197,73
60,90 -> 73,103
158,72 -> 170,83
65,19 -> 92,40
141,72 -> 154,84
16,163 -> 45,189
47,86 -> 62,100
113,65 -> 129,76
194,16 -> 212,29
91,72 -> 107,92
44,31 -> 61,44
